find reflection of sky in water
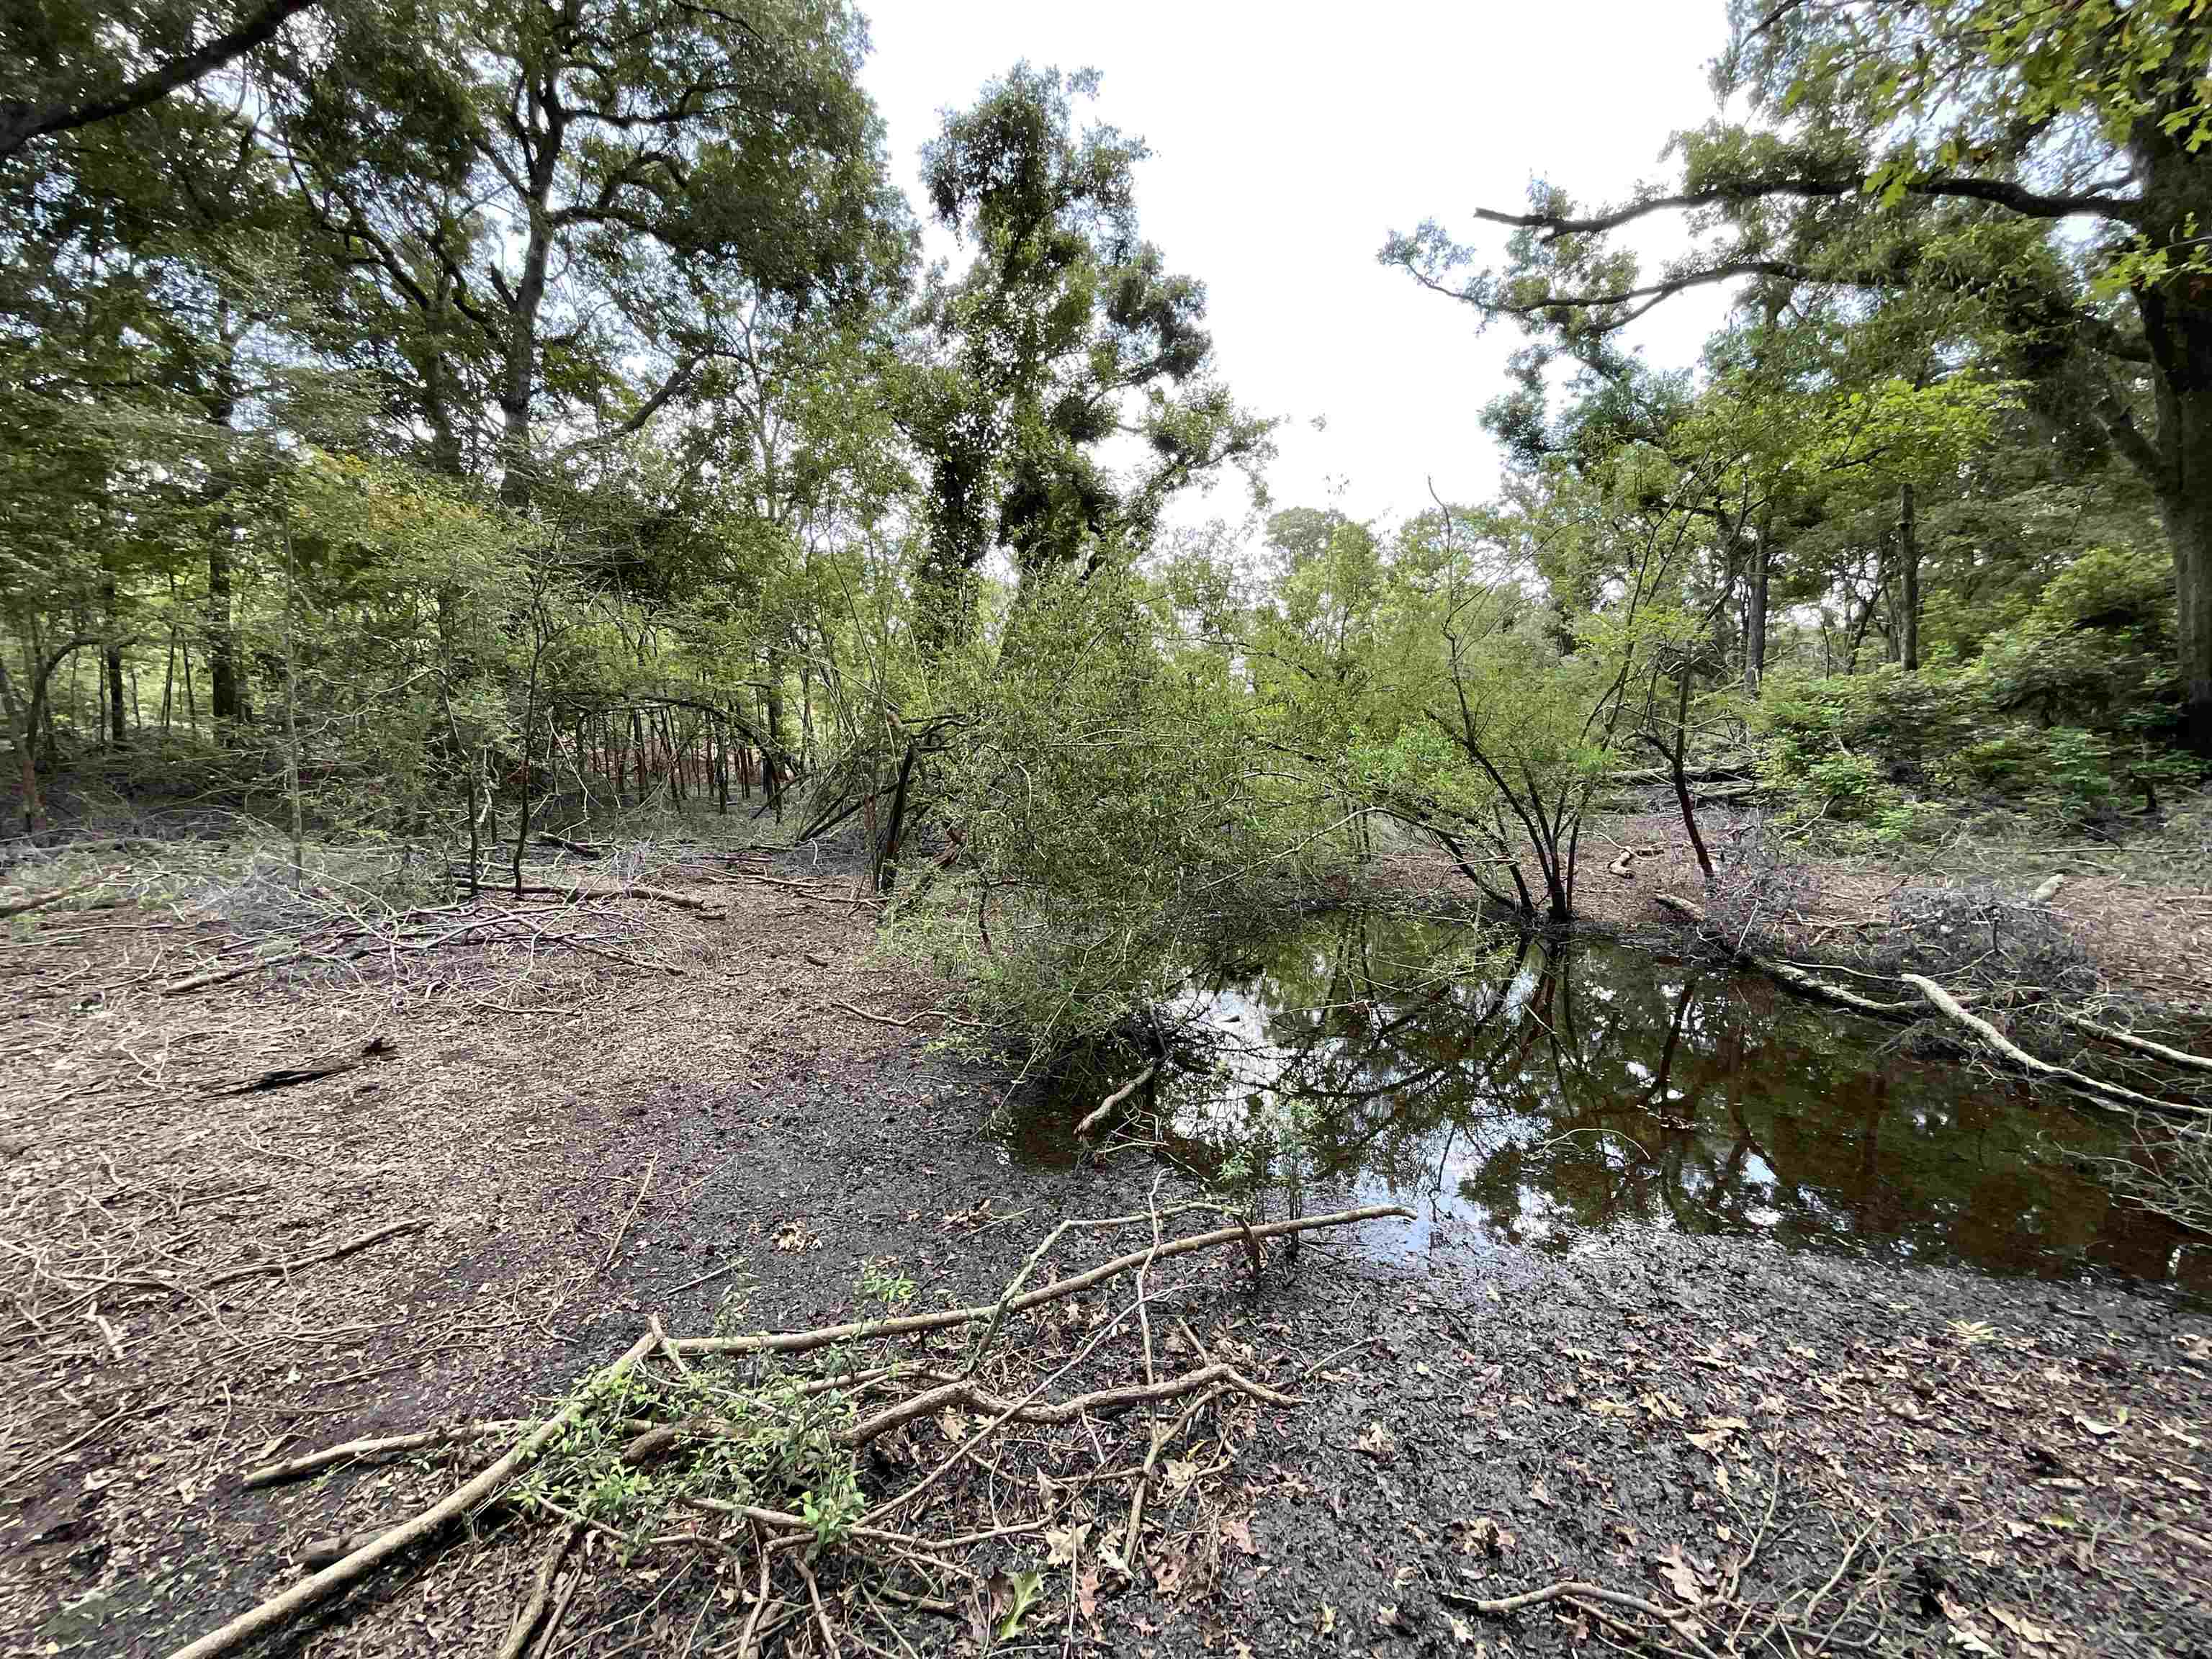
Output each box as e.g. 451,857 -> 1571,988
1032,914 -> 2208,1293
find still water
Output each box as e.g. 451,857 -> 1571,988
1009,912 -> 2205,1291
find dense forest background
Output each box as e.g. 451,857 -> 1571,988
6,0 -> 2211,1045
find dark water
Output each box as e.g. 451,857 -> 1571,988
1007,912 -> 2208,1292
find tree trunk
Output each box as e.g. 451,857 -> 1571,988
2152,450 -> 2212,757
207,536 -> 243,732
4,638 -> 98,836
1744,536 -> 1770,693
1897,481 -> 1920,672
104,644 -> 126,746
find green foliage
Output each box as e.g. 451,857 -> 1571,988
894,557 -> 1271,1048
520,1352 -> 865,1552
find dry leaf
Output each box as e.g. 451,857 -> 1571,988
1988,1606 -> 2056,1646
1221,1514 -> 1257,1557
1356,1421 -> 1397,1460
1654,1547 -> 1707,1606
1317,1602 -> 1337,1635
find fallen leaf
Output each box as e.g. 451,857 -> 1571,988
1318,1602 -> 1337,1635
1988,1606 -> 2057,1646
1357,1421 -> 1397,1460
1653,1547 -> 1707,1607
1075,1566 -> 1100,1621
1046,1521 -> 1092,1566
1460,1516 -> 1515,1557
992,1568 -> 1043,1640
1374,1604 -> 1402,1632
1221,1514 -> 1257,1557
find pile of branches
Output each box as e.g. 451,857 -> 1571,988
163,1200 -> 1406,1659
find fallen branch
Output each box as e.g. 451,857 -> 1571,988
2054,1009 -> 2212,1076
498,1518 -> 585,1659
0,880 -> 99,920
1075,1063 -> 1158,1138
535,835 -> 604,858
1444,1581 -> 1721,1659
672,1204 -> 1410,1360
211,1033 -> 399,1098
1903,976 -> 2211,1119
601,1154 -> 657,1274
505,881 -> 723,914
243,1418 -> 523,1488
838,1362 -> 1295,1448
205,1216 -> 430,1293
166,1330 -> 661,1659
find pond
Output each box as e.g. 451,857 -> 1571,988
1004,911 -> 2208,1294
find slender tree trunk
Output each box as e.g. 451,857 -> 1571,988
2152,462 -> 2212,757
4,639 -> 96,836
1665,669 -> 1714,881
1744,536 -> 1770,693
1897,481 -> 1920,672
207,535 -> 243,732
282,516 -> 303,888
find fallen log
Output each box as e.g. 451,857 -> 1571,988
0,880 -> 99,920
204,1216 -> 429,1293
1903,976 -> 2211,1120
1609,761 -> 1755,787
535,834 -> 604,858
504,882 -> 722,914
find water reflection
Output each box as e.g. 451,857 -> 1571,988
1016,912 -> 2204,1290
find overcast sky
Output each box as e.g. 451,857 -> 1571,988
859,2 -> 1740,534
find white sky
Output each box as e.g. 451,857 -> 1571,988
860,1 -> 1738,534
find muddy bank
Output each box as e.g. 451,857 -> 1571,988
1,855 -> 2207,1658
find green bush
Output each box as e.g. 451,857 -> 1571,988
1759,544 -> 2198,829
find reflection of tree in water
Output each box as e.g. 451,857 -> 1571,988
1177,914 -> 2188,1282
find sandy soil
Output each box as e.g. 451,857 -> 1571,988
2,847 -> 2208,1659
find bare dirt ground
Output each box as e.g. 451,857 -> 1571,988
3,842 -> 2210,1659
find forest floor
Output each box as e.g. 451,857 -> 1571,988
1,833 -> 2209,1659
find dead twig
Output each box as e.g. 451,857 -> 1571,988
601,1154 -> 658,1275
242,1419 -> 523,1488
205,1216 -> 430,1293
498,1518 -> 585,1659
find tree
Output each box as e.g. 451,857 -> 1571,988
906,65 -> 1271,642
1384,0 -> 2212,754
274,0 -> 909,502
